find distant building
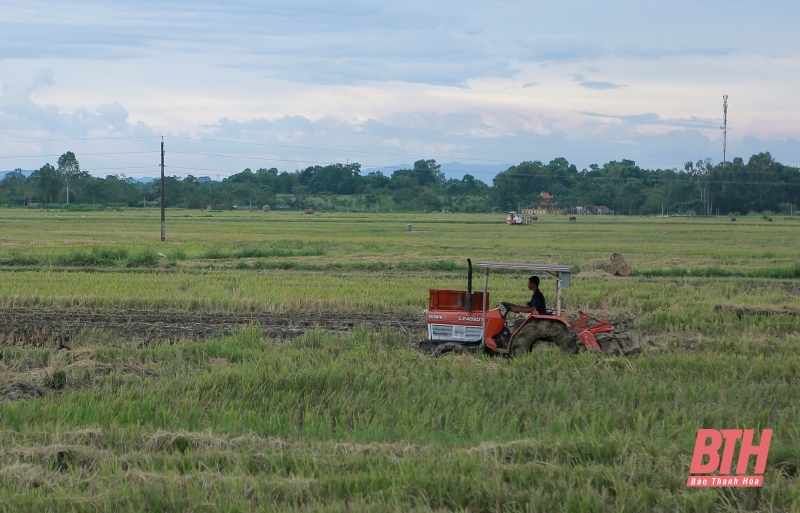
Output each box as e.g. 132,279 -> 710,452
523,191 -> 561,215
571,205 -> 615,215
197,176 -> 213,183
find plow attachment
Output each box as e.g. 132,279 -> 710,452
595,331 -> 641,356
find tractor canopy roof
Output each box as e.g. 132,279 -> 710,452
475,262 -> 572,283
475,262 -> 572,273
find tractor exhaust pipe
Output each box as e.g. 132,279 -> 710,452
466,258 -> 473,312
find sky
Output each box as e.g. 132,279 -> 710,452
1,0 -> 799,182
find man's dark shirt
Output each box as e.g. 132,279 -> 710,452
526,289 -> 547,315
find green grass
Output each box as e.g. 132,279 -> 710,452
635,263 -> 800,279
1,209 -> 799,510
55,248 -> 130,266
0,209 -> 797,273
1,327 -> 799,511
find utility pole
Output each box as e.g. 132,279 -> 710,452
720,95 -> 728,173
160,138 -> 166,242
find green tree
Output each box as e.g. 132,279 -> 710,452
363,185 -> 383,211
31,164 -> 61,203
293,186 -> 308,209
298,163 -> 361,195
491,160 -> 547,210
412,159 -> 444,186
0,169 -> 28,205
57,152 -> 81,204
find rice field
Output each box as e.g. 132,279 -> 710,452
1,208 -> 799,511
1,209 -> 798,272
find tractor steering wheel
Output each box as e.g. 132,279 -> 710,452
499,302 -> 514,319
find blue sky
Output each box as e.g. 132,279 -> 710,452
1,0 -> 798,181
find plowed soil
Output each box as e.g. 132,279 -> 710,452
0,308 -> 424,346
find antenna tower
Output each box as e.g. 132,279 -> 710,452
720,95 -> 728,172
160,138 -> 166,242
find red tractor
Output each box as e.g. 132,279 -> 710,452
417,260 -> 640,356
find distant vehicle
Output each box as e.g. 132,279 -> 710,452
506,212 -> 523,225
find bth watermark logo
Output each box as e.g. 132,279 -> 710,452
687,429 -> 772,487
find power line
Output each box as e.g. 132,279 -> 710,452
0,136 -> 159,145
169,151 -> 343,166
0,133 -> 514,164
0,151 -> 153,159
82,166 -> 157,172
166,166 -> 230,173
165,135 -> 514,164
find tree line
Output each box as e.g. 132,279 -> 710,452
1,151 -> 798,215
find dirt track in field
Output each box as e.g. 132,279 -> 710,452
0,308 -> 425,346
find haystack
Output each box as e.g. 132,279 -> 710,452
580,252 -> 633,276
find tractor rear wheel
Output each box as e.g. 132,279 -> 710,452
510,319 -> 579,355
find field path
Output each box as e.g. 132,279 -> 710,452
0,307 -> 424,345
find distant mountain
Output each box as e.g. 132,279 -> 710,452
362,162 -> 512,182
438,162 -> 513,181
0,172 -> 211,185
133,176 -> 213,184
0,170 -> 34,180
3,165 -> 513,184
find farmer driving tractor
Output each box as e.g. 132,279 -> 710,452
419,260 -> 641,357
506,275 -> 547,315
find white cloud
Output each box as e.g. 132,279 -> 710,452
0,0 -> 798,176
578,81 -> 624,90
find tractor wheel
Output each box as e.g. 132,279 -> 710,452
412,339 -> 437,353
432,342 -> 467,356
510,319 -> 579,356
